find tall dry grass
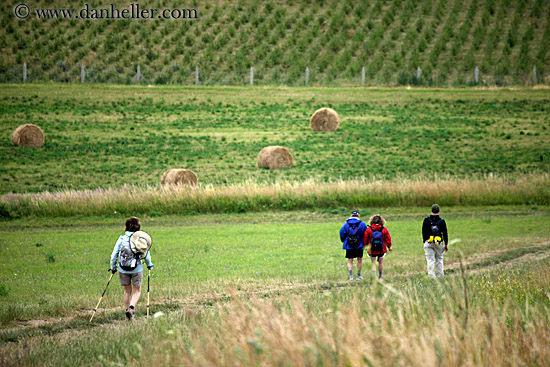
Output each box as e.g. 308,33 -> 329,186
130,276 -> 550,367
2,174 -> 549,217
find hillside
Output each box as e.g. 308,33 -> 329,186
1,0 -> 549,86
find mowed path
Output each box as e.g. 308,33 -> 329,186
2,241 -> 550,343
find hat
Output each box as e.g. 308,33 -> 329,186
130,231 -> 152,259
351,210 -> 360,217
431,204 -> 440,213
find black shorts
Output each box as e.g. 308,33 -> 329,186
346,248 -> 364,259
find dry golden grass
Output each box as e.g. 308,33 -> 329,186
130,280 -> 550,367
2,174 -> 549,217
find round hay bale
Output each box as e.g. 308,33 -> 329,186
161,169 -> 197,187
258,146 -> 293,169
11,124 -> 45,147
309,107 -> 340,131
161,169 -> 177,186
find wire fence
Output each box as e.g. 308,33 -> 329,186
1,62 -> 547,87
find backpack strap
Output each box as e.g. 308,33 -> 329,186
430,217 -> 442,225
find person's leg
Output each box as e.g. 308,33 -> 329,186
378,257 -> 384,278
347,258 -> 354,280
123,284 -> 132,309
123,284 -> 133,319
357,257 -> 363,278
435,246 -> 445,277
129,272 -> 144,315
130,285 -> 142,307
370,256 -> 377,277
424,244 -> 436,278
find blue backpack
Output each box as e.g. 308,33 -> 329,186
370,226 -> 384,252
347,221 -> 362,248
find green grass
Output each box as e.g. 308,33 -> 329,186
1,207 -> 549,323
1,84 -> 549,195
1,207 -> 550,366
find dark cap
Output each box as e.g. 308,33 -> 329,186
351,210 -> 360,217
431,204 -> 440,213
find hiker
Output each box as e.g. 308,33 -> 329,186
340,210 -> 368,280
422,204 -> 449,278
110,217 -> 153,320
364,214 -> 392,279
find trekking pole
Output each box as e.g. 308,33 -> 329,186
90,272 -> 114,323
147,268 -> 151,319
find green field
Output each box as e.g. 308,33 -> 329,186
1,208 -> 550,366
1,84 -> 549,195
1,84 -> 550,366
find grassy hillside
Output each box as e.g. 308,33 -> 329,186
1,84 -> 549,196
1,0 -> 549,85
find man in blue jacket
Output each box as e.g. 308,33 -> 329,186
340,210 -> 368,280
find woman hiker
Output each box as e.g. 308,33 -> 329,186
110,217 -> 153,320
364,214 -> 392,279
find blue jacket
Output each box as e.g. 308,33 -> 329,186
340,218 -> 367,250
110,231 -> 153,274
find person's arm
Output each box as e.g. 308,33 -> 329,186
339,223 -> 348,243
144,251 -> 153,269
359,222 -> 368,246
363,227 -> 371,247
110,237 -> 122,272
384,228 -> 392,251
422,218 -> 430,243
441,219 -> 449,250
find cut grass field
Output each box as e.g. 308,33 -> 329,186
1,207 -> 549,366
1,84 -> 549,195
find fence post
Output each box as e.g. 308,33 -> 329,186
361,67 -> 365,85
195,66 -> 199,85
475,66 -> 479,84
23,62 -> 27,82
131,65 -> 146,84
305,67 -> 309,86
250,67 -> 254,86
81,64 -> 85,83
533,65 -> 537,85
416,67 -> 421,82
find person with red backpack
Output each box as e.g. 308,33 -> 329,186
364,214 -> 392,279
340,210 -> 368,280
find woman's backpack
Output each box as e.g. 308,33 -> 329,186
119,234 -> 139,271
370,226 -> 384,253
119,231 -> 153,271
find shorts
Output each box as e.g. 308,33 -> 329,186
367,252 -> 386,259
119,272 -> 143,288
346,248 -> 364,259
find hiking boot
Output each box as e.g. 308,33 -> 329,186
349,275 -> 354,281
125,310 -> 132,320
356,275 -> 364,281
